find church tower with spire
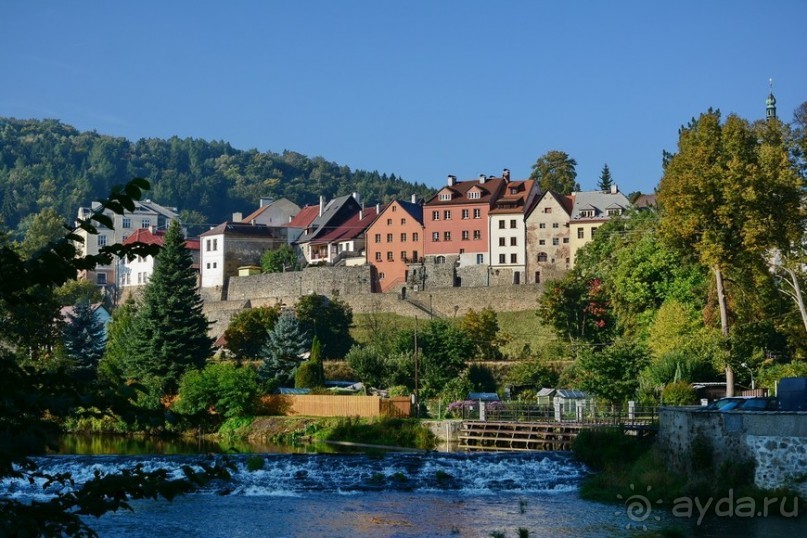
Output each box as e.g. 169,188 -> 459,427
766,78 -> 777,120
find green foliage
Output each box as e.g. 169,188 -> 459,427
295,338 -> 325,389
460,307 -> 509,360
62,302 -> 106,383
597,163 -> 613,192
98,299 -> 140,385
126,220 -> 213,392
174,362 -> 260,419
260,244 -> 301,273
505,359 -> 560,390
260,310 -> 310,386
53,278 -> 103,306
573,427 -> 653,471
577,338 -> 650,406
661,380 -> 698,405
222,305 -> 281,361
345,344 -> 412,389
0,118 -> 435,233
756,360 -> 807,391
537,272 -> 613,342
295,294 -> 353,359
320,417 -> 436,449
528,150 -> 579,194
467,363 -> 497,393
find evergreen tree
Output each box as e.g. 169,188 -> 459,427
260,310 -> 310,386
62,302 -> 106,382
295,336 -> 325,388
127,220 -> 212,392
597,163 -> 613,192
98,298 -> 140,384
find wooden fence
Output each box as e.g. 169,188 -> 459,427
259,395 -> 411,418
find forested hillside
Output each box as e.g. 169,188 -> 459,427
0,118 -> 434,234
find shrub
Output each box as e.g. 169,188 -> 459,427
295,361 -> 322,389
661,380 -> 698,405
175,363 -> 260,419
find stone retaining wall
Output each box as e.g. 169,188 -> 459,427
658,407 -> 807,495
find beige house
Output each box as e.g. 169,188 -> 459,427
568,186 -> 631,267
524,191 -> 573,284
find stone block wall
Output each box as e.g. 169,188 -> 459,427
658,407 -> 807,495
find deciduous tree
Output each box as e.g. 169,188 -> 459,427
295,294 -> 353,359
222,305 -> 281,361
260,244 -> 301,273
529,150 -> 580,194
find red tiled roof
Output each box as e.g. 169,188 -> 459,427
122,228 -> 199,250
284,205 -> 320,228
310,205 -> 382,244
426,177 -> 506,206
489,179 -> 535,214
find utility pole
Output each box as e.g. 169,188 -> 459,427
414,316 -> 419,418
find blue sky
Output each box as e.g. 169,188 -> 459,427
1,1 -> 805,196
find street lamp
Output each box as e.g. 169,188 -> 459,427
741,362 -> 755,390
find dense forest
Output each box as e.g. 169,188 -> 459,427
0,117 -> 435,235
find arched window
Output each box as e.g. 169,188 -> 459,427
435,255 -> 446,264
537,252 -> 548,263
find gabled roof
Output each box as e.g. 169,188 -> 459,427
425,176 -> 506,206
296,195 -> 362,243
570,189 -> 631,221
310,204 -> 383,244
525,190 -> 574,219
369,199 -> 424,228
490,179 -> 536,215
284,205 -> 320,229
122,228 -> 199,250
200,221 -> 286,238
241,198 -> 301,224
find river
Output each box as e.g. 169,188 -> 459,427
3,437 -> 807,537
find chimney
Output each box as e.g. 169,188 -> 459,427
319,196 -> 325,217
447,174 -> 456,186
259,197 -> 272,208
411,194 -> 417,204
232,212 -> 243,222
376,203 -> 380,214
359,209 -> 364,220
352,192 -> 360,204
611,184 -> 618,194
502,168 -> 510,182
479,174 -> 487,184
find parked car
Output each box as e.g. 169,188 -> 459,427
705,396 -> 776,412
776,377 -> 807,411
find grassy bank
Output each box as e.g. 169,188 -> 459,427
218,415 -> 437,450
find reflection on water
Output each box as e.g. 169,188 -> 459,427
54,434 -> 331,455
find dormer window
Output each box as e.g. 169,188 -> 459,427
580,209 -> 596,218
439,192 -> 452,201
510,187 -> 519,195
607,207 -> 623,216
468,191 -> 481,200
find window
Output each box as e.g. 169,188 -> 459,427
392,205 -> 397,212
436,255 -> 446,264
566,257 -> 570,267
577,228 -> 584,239
461,209 -> 469,219
498,220 -> 506,229
510,219 -> 517,228
511,253 -> 517,263
379,272 -> 386,280
499,237 -> 506,246
607,208 -> 622,216
387,251 -> 394,261
539,223 -> 546,229
412,250 -> 418,261
552,222 -> 559,228
413,232 -> 419,242
122,218 -> 131,229
535,271 -> 541,284
387,233 -> 393,242
96,273 -> 107,285
476,253 -> 484,264
141,219 -> 150,228
473,230 -> 481,240
375,233 -> 381,243
138,272 -> 143,284
473,209 -> 481,219
462,230 -> 469,240
543,207 -> 552,214
468,191 -> 481,199
212,262 -> 217,269
581,209 -> 595,218
439,192 -> 452,201
459,249 -> 464,254
401,250 -> 407,261
97,235 -> 108,247
443,210 -> 451,220
375,252 -> 382,261
401,218 -> 406,225
591,227 -> 598,238
432,210 -> 440,220
552,238 -> 559,246
432,232 -> 439,242
499,254 -> 506,264
539,239 -> 546,245
444,231 -> 451,241
206,239 -> 211,251
563,238 -> 569,244
401,233 -> 407,242
538,253 -> 548,262
387,218 -> 392,225
510,237 -> 517,246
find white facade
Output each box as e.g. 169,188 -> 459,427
200,233 -> 226,288
489,213 -> 526,281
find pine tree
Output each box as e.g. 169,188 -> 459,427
598,163 -> 613,192
260,310 -> 310,386
127,220 -> 212,392
62,301 -> 106,383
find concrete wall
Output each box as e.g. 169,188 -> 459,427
658,407 -> 807,495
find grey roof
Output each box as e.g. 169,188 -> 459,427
537,388 -> 557,397
570,190 -> 631,221
297,194 -> 361,243
556,389 -> 587,399
468,392 -> 500,401
278,387 -> 311,395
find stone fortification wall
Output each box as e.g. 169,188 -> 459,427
658,407 -> 807,495
226,265 -> 373,303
